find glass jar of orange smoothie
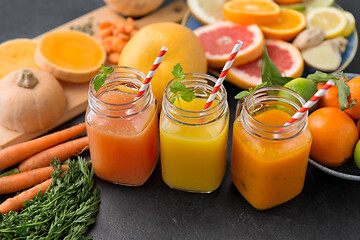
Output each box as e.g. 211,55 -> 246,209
160,73 -> 229,193
231,86 -> 312,210
86,66 -> 158,186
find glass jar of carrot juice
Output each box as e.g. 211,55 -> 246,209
231,86 -> 312,210
160,73 -> 229,193
86,66 -> 158,186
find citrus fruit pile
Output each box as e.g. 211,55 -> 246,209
189,0 -> 356,89
306,75 -> 360,168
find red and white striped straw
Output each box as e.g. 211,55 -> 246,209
203,40 -> 243,110
284,79 -> 336,126
134,46 -> 168,100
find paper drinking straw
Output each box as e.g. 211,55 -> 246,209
203,40 -> 243,110
284,79 -> 336,126
134,46 -> 168,100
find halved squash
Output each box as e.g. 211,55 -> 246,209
35,30 -> 106,83
0,39 -> 39,79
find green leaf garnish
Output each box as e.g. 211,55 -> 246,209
172,63 -> 186,80
94,64 -> 114,91
260,46 -> 293,86
235,82 -> 267,114
307,71 -> 357,111
169,63 -> 195,107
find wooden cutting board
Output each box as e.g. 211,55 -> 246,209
0,0 -> 187,149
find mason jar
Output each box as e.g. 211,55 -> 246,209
231,86 -> 312,210
160,73 -> 229,193
86,66 -> 158,186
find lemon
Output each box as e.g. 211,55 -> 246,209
306,7 -> 347,39
187,0 -> 226,24
282,78 -> 318,112
342,11 -> 356,37
354,140 -> 360,170
304,0 -> 334,9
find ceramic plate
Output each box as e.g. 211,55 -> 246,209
181,6 -> 358,78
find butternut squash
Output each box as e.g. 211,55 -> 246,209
0,68 -> 66,133
35,30 -> 106,83
103,0 -> 164,17
0,39 -> 39,79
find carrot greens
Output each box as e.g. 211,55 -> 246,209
0,157 -> 100,239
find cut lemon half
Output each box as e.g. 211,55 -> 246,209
342,11 -> 356,37
223,0 -> 280,25
306,7 -> 347,39
187,0 -> 227,25
260,8 -> 306,41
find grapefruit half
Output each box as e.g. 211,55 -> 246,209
227,39 -> 304,89
193,21 -> 264,68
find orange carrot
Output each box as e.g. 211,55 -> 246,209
0,123 -> 86,171
108,52 -> 121,64
0,178 -> 52,214
19,137 -> 89,172
0,165 -> 68,195
99,21 -> 112,30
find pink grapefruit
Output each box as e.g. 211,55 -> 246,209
193,21 -> 264,68
227,39 -> 304,89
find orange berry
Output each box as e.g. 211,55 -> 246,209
308,107 -> 359,167
108,52 -> 120,64
112,37 -> 127,53
99,21 -> 112,30
100,28 -> 113,39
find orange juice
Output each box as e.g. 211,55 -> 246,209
231,86 -> 312,209
160,73 -> 229,193
86,67 -> 158,186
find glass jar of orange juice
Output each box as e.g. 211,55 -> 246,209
231,86 -> 312,210
160,73 -> 229,193
86,66 -> 158,186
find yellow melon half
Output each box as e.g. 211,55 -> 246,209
35,30 -> 106,83
0,38 -> 39,79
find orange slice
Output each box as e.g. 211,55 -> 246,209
275,0 -> 303,5
260,8 -> 306,41
193,22 -> 264,68
223,0 -> 281,25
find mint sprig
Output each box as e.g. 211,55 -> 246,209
307,71 -> 357,111
169,63 -> 195,107
235,82 -> 267,114
94,64 -> 114,91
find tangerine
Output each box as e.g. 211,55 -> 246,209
275,0 -> 303,4
357,120 -> 360,136
308,107 -> 359,167
317,76 -> 360,119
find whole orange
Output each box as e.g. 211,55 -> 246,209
308,107 -> 359,167
317,76 -> 360,119
357,120 -> 360,136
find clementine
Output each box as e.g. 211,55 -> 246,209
317,76 -> 360,119
357,120 -> 360,136
308,107 -> 359,167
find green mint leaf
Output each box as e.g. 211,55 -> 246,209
253,82 -> 268,91
337,79 -> 355,111
180,88 -> 196,102
170,80 -> 186,94
94,75 -> 106,92
170,97 -> 176,104
102,65 -> 114,75
261,46 -> 282,86
235,90 -> 250,99
269,76 -> 293,86
307,71 -> 337,82
172,63 -> 186,80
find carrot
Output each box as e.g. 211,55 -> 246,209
108,52 -> 121,64
99,21 -> 112,30
0,165 -> 68,195
0,123 -> 86,171
18,137 -> 89,172
0,178 -> 52,214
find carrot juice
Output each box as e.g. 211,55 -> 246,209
160,73 -> 229,193
231,86 -> 312,210
86,67 -> 158,186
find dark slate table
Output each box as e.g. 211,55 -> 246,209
1,0 -> 359,239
